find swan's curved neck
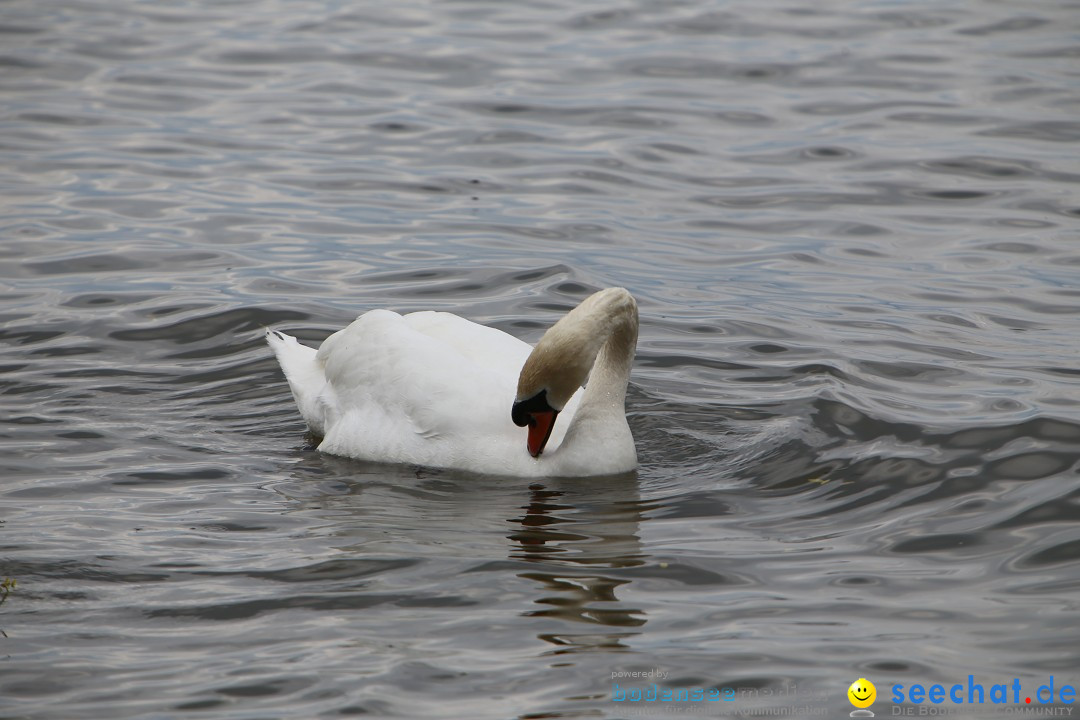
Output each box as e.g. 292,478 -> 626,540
513,287 -> 638,468
517,287 -> 638,415
577,297 -> 637,416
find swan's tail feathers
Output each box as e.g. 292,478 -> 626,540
266,329 -> 328,436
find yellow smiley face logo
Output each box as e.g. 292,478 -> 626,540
848,678 -> 876,708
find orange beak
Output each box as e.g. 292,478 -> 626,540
526,410 -> 558,457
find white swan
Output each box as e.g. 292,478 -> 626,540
267,287 -> 638,477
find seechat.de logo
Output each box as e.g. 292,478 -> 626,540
848,678 -> 877,717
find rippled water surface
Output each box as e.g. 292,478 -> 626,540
2,0 -> 1079,717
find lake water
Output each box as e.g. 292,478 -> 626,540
1,0 -> 1078,718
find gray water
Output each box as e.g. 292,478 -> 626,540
1,0 -> 1079,718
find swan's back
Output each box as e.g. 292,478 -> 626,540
268,309 -> 582,474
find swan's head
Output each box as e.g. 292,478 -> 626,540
511,288 -> 637,458
511,388 -> 560,458
512,342 -> 586,457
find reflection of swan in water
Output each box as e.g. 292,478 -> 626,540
507,475 -> 648,653
274,456 -> 649,655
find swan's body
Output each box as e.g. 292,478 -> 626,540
267,287 -> 638,477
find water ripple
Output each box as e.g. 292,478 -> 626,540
1,0 -> 1078,718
